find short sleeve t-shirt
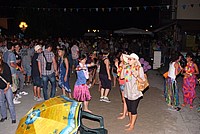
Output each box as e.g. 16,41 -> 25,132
20,48 -> 33,65
71,45 -> 79,59
31,53 -> 40,77
3,50 -> 17,75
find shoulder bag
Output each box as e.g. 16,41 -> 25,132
43,52 -> 52,70
137,73 -> 149,91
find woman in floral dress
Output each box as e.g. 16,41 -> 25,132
182,52 -> 199,109
58,47 -> 72,98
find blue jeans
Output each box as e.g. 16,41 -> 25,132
42,73 -> 56,100
0,88 -> 16,120
16,71 -> 25,91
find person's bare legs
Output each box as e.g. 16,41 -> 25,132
113,76 -> 117,87
98,82 -> 101,92
91,69 -> 96,87
27,76 -> 31,84
118,91 -> 127,119
91,79 -> 96,88
33,86 -> 37,97
100,88 -> 105,97
95,72 -> 100,85
83,101 -> 92,113
104,89 -> 110,98
89,71 -> 93,84
36,87 -> 41,98
125,114 -> 137,131
68,93 -> 72,98
125,112 -> 132,127
62,88 -> 66,96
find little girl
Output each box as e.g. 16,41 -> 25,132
73,54 -> 95,113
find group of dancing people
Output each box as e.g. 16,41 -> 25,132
72,50 -> 147,131
164,51 -> 199,111
26,43 -> 146,131
1,39 -> 199,131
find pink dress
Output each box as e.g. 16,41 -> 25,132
182,62 -> 196,105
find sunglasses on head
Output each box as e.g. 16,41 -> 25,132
128,58 -> 135,61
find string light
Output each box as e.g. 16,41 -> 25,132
0,3 -> 199,13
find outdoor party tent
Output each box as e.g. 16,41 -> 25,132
114,27 -> 153,35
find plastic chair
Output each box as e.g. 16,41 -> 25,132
79,111 -> 108,134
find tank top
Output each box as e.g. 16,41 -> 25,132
99,58 -> 108,75
168,62 -> 176,80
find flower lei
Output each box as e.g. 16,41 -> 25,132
184,62 -> 194,76
124,65 -> 138,82
117,65 -> 123,76
117,61 -> 127,77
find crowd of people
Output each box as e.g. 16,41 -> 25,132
0,35 -> 199,131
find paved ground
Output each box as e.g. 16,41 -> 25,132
0,69 -> 200,134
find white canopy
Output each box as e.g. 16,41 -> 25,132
114,27 -> 153,35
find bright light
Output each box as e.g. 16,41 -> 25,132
19,22 -> 28,28
150,25 -> 152,28
88,29 -> 100,33
19,21 -> 28,31
145,29 -> 148,31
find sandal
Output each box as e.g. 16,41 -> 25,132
175,107 -> 181,111
182,103 -> 186,107
189,105 -> 193,109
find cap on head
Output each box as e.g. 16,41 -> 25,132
34,45 -> 42,51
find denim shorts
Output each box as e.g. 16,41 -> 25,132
120,84 -> 125,91
23,64 -> 31,76
32,76 -> 42,87
112,72 -> 117,77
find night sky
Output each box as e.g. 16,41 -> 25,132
0,0 -> 161,37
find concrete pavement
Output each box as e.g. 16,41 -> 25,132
0,69 -> 200,134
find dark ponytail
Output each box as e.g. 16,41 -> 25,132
0,52 -> 4,74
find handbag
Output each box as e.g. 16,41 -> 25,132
43,52 -> 52,70
137,73 -> 149,91
163,71 -> 168,79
